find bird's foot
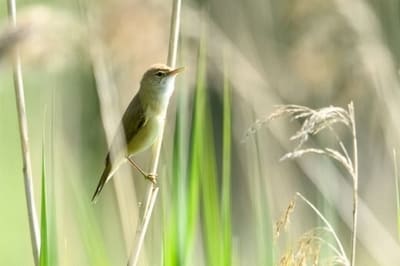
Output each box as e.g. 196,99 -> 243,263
145,173 -> 158,185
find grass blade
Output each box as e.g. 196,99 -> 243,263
40,148 -> 48,266
222,52 -> 232,265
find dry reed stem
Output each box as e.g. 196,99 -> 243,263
393,149 -> 400,241
348,102 -> 358,266
7,0 -> 40,265
128,0 -> 182,265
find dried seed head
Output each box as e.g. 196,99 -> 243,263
275,198 -> 296,240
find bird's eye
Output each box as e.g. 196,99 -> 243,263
155,71 -> 164,77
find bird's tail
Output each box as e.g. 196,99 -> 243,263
92,155 -> 112,203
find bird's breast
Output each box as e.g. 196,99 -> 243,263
126,114 -> 163,155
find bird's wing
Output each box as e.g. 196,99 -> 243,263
106,94 -> 147,158
92,154 -> 111,202
104,94 -> 147,162
121,94 -> 147,143
93,94 -> 147,202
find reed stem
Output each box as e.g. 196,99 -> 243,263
128,0 -> 182,265
7,0 -> 40,265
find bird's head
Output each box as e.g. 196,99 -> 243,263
140,63 -> 184,99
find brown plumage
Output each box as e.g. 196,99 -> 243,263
92,63 -> 184,202
91,95 -> 146,202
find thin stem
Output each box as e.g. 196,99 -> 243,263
296,193 -> 349,265
7,0 -> 40,264
393,149 -> 400,241
128,0 -> 182,265
349,102 -> 358,266
128,187 -> 159,266
221,50 -> 232,264
166,0 -> 182,71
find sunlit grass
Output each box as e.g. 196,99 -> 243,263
40,147 -> 49,266
221,51 -> 232,266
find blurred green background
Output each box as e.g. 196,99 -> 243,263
1,0 -> 400,265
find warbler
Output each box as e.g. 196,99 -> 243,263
92,63 -> 184,202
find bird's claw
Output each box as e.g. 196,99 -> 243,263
145,173 -> 158,185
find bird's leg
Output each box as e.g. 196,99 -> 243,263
126,156 -> 157,185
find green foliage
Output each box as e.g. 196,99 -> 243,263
40,147 -> 49,266
163,27 -> 234,266
221,51 -> 232,266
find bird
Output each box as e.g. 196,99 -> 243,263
92,63 -> 184,202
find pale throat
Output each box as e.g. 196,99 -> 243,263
141,77 -> 176,116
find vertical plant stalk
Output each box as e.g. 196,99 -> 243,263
349,102 -> 358,266
7,0 -> 40,265
39,147 -> 48,266
393,150 -> 400,241
128,0 -> 182,265
222,52 -> 232,265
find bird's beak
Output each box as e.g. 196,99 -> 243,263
167,67 -> 185,76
